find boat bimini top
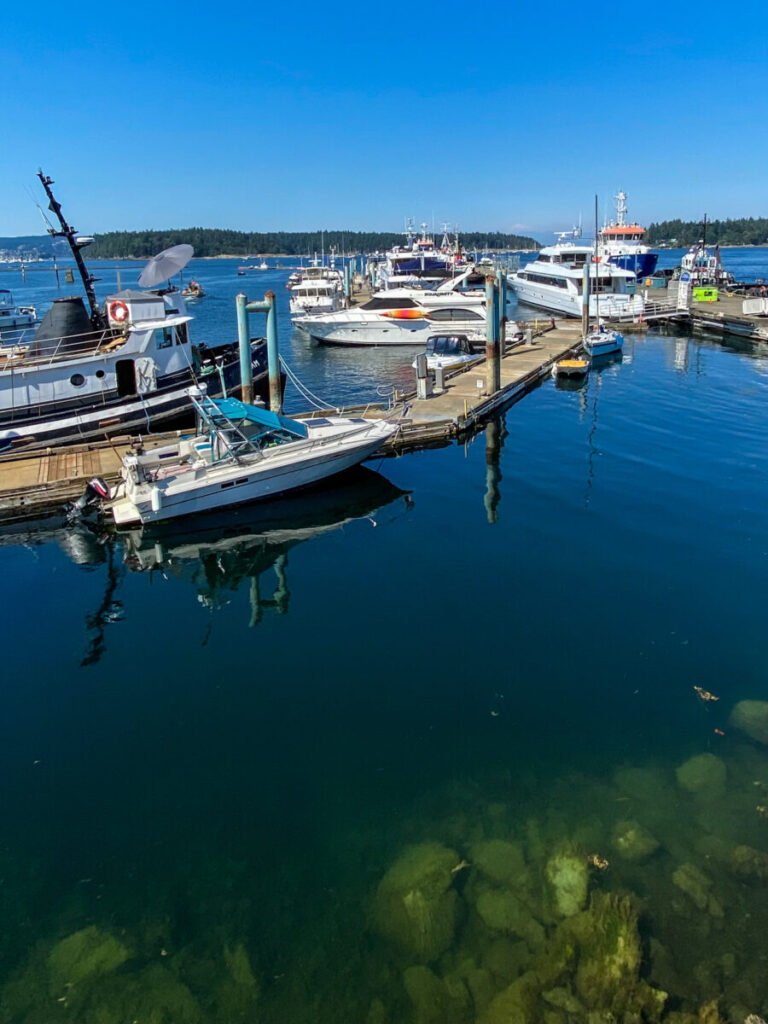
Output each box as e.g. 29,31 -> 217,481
189,388 -> 309,462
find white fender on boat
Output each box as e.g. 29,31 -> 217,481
150,486 -> 162,513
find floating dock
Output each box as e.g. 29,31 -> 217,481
0,322 -> 579,523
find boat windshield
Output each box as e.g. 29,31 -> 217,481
0,290 -> 13,308
427,335 -> 471,355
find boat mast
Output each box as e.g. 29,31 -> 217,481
37,170 -> 105,328
594,194 -> 599,330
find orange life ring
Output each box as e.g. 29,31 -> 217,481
109,300 -> 129,323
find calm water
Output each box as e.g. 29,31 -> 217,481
1,252 -> 768,1022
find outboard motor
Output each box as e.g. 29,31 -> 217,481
66,477 -> 110,523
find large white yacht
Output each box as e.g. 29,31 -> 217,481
508,235 -> 644,318
293,272 -> 486,346
288,263 -> 345,317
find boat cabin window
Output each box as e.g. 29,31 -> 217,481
519,272 -> 569,289
175,323 -> 189,345
428,308 -> 483,321
157,327 -> 173,349
427,335 -> 472,355
362,297 -> 418,310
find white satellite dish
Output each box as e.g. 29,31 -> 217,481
138,244 -> 194,288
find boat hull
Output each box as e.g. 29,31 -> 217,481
111,426 -> 394,526
0,347 -> 274,451
509,280 -> 644,320
608,252 -> 658,278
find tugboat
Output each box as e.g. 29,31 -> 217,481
0,171 -> 272,451
598,191 -> 658,279
680,217 -> 735,287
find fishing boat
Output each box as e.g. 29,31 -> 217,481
0,172 -> 271,451
0,289 -> 36,329
181,280 -> 205,299
680,221 -> 735,288
598,192 -> 658,279
372,222 -> 467,290
106,387 -> 398,526
508,232 -> 643,319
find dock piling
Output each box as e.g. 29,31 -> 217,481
581,265 -> 589,337
485,275 -> 501,395
236,292 -> 253,405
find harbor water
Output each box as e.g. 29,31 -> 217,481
1,253 -> 768,1022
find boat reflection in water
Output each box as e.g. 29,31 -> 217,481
120,465 -> 411,624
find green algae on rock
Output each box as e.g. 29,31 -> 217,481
402,964 -> 470,1024
474,885 -> 545,950
729,844 -> 768,882
544,846 -> 588,918
47,926 -> 130,990
611,819 -> 661,860
729,700 -> 768,746
371,843 -> 459,961
672,863 -> 724,917
676,754 -> 727,797
470,840 -> 529,889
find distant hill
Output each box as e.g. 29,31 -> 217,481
647,218 -> 768,246
4,228 -> 539,259
0,234 -> 57,253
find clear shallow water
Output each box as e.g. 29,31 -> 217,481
1,259 -> 768,1022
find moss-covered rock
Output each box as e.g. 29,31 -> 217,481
475,886 -> 545,949
371,843 -> 459,962
80,964 -> 202,1024
544,846 -> 588,918
209,943 -> 259,1021
729,700 -> 768,746
47,926 -> 130,990
481,937 -> 531,985
611,819 -> 660,860
729,844 -> 768,882
671,863 -> 723,916
676,753 -> 727,797
471,840 -> 528,889
479,970 -> 541,1024
402,965 -> 470,1024
541,985 -> 584,1013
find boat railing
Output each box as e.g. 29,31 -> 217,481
0,325 -> 128,369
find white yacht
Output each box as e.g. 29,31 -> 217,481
289,264 -> 345,317
374,222 -> 467,290
0,289 -> 36,329
508,236 -> 643,319
293,272 -> 486,346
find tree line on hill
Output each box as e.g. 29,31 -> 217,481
76,228 -> 541,259
646,218 -> 768,246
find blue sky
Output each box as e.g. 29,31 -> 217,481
4,0 -> 766,240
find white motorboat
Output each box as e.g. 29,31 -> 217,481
107,388 -> 398,526
0,173 -> 271,451
289,264 -> 345,317
680,237 -> 735,288
411,333 -> 483,371
373,221 -> 467,290
0,289 -> 36,328
508,233 -> 644,319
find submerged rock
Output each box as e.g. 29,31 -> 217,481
672,862 -> 723,916
611,819 -> 660,860
471,839 -> 528,888
80,963 -> 202,1024
47,926 -> 130,989
676,753 -> 727,797
730,700 -> 768,746
544,846 -> 588,918
402,964 -> 470,1024
371,842 -> 459,962
730,844 -> 768,882
475,886 -> 545,949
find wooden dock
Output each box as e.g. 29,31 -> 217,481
0,322 -> 579,523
